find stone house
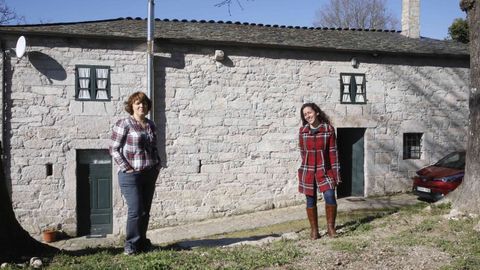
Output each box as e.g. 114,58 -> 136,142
0,3 -> 469,237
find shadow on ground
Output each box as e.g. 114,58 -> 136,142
165,234 -> 282,250
56,233 -> 282,257
337,209 -> 398,233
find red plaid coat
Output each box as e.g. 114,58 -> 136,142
298,123 -> 341,196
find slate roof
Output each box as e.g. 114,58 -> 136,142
0,18 -> 469,58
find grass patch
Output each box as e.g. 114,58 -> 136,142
210,208 -> 397,241
415,218 -> 439,232
438,218 -> 480,270
338,210 -> 395,237
354,223 -> 374,233
330,239 -> 368,253
443,257 -> 480,270
382,201 -> 480,270
9,199 -> 479,269
431,201 -> 452,213
387,216 -> 438,247
396,201 -> 429,215
39,240 -> 301,270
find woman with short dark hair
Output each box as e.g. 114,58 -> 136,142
298,103 -> 340,239
110,91 -> 160,255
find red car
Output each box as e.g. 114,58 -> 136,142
412,151 -> 466,201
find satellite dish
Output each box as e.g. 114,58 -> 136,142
15,36 -> 27,58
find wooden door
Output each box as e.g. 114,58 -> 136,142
77,150 -> 112,236
337,128 -> 365,197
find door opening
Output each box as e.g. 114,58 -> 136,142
77,150 -> 112,236
337,128 -> 366,198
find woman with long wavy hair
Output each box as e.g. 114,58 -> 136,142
298,103 -> 341,239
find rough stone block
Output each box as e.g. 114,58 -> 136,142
24,139 -> 53,149
21,165 -> 46,181
203,117 -> 223,127
31,86 -> 65,96
375,152 -> 392,164
346,105 -> 363,117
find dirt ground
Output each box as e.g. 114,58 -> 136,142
265,204 -> 479,270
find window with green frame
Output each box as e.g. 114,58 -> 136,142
340,73 -> 366,104
403,133 -> 423,159
75,65 -> 111,101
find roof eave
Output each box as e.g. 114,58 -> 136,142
0,29 -> 470,60
157,37 -> 470,59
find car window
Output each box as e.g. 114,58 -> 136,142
435,152 -> 466,169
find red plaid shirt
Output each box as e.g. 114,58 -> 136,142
298,123 -> 341,196
110,117 -> 160,172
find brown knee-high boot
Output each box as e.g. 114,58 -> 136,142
306,207 -> 320,240
325,204 -> 337,237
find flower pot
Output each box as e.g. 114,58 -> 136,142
42,230 -> 57,243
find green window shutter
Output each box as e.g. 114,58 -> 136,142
349,75 -> 357,103
75,65 -> 111,101
340,73 -> 366,104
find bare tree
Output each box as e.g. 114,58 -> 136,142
215,0 -> 253,16
0,0 -> 24,25
449,0 -> 480,214
314,0 -> 399,30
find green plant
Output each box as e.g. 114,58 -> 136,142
415,219 -> 438,232
330,239 -> 368,253
448,18 -> 469,43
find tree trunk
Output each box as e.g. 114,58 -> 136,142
0,155 -> 58,262
449,0 -> 480,214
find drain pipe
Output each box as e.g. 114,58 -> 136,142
147,0 -> 155,120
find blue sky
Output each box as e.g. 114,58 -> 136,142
6,0 -> 466,40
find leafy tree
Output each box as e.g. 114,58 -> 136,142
0,0 -> 24,25
448,18 -> 469,43
450,0 -> 480,214
314,0 -> 399,29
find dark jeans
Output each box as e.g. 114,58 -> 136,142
306,189 -> 336,208
118,167 -> 159,253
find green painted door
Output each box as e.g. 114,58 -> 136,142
351,132 -> 365,196
77,150 -> 112,236
89,164 -> 112,235
337,128 -> 366,198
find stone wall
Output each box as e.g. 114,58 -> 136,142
1,35 -> 469,235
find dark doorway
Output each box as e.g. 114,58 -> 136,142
77,150 -> 112,236
337,128 -> 366,198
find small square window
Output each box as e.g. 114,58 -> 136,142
340,73 -> 366,104
75,65 -> 111,101
403,133 -> 423,159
